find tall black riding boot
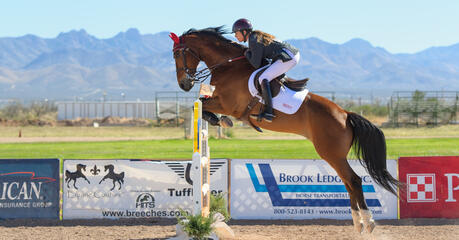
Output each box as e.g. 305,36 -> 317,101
251,79 -> 275,122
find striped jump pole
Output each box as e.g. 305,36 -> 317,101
192,99 -> 211,217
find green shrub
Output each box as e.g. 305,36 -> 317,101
177,210 -> 215,240
210,193 -> 230,222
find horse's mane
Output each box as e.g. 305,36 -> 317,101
182,26 -> 246,51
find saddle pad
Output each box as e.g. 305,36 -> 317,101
248,66 -> 309,115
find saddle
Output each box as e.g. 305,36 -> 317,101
238,69 -> 310,133
253,68 -> 309,98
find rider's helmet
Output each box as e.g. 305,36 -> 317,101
232,18 -> 253,33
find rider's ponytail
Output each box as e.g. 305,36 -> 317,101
252,30 -> 276,46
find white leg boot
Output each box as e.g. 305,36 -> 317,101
360,209 -> 376,233
351,209 -> 363,233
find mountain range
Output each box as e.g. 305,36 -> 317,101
0,28 -> 458,100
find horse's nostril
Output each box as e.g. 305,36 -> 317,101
180,83 -> 185,89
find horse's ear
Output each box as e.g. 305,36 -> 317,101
169,32 -> 180,44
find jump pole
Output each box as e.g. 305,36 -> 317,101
192,99 -> 211,217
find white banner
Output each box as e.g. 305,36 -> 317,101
230,159 -> 398,220
63,159 -> 228,219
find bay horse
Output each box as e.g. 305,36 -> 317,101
169,27 -> 400,233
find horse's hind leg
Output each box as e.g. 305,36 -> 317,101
345,164 -> 375,233
330,160 -> 375,233
330,160 -> 366,233
311,134 -> 367,232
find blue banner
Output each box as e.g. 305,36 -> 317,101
0,159 -> 60,219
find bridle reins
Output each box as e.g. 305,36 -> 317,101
172,41 -> 245,83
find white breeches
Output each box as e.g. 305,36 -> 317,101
258,48 -> 300,83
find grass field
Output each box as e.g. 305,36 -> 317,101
0,125 -> 458,159
0,138 -> 458,160
1,124 -> 459,139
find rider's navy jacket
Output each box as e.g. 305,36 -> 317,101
244,32 -> 299,69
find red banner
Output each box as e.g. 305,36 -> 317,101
399,156 -> 459,218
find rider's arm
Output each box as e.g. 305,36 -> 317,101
244,35 -> 264,68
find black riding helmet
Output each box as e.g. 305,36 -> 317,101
232,18 -> 253,41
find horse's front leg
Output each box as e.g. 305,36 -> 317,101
99,176 -> 106,184
200,97 -> 233,128
84,176 -> 90,184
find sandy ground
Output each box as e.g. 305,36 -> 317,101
0,218 -> 458,240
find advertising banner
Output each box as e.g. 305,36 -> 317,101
63,159 -> 228,219
231,159 -> 398,220
0,159 -> 60,219
399,156 -> 459,218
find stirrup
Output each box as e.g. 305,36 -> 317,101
250,112 -> 275,123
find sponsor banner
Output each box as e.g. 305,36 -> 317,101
399,156 -> 459,218
231,159 -> 397,220
0,159 -> 60,219
63,159 -> 228,219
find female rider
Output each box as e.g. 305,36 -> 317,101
232,18 -> 300,123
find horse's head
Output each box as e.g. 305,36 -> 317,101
104,164 -> 114,172
170,32 -> 201,92
170,27 -> 246,92
77,164 -> 86,171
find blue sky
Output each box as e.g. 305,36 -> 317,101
1,0 -> 458,54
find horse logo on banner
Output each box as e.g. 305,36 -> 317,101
65,164 -> 90,189
99,164 -> 125,191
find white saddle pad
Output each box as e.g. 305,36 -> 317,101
248,66 -> 309,115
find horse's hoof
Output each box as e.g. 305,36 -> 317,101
219,116 -> 233,128
365,221 -> 375,234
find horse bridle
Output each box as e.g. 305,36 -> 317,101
173,42 -> 245,83
173,44 -> 207,82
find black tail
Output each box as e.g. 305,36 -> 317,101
347,112 -> 400,195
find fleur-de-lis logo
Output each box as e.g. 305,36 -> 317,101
90,165 -> 100,175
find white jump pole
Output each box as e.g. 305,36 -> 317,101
192,99 -> 211,217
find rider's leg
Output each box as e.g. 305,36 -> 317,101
258,51 -> 300,85
260,78 -> 274,122
253,51 -> 299,122
250,78 -> 275,122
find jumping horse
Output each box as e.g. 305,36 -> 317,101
169,27 -> 400,233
